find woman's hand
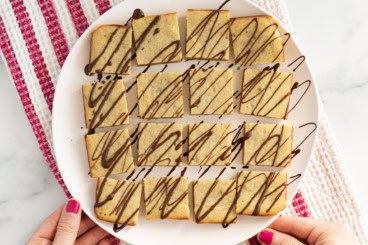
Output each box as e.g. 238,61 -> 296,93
257,216 -> 359,245
27,199 -> 110,245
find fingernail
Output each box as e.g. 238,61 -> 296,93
66,199 -> 80,214
258,229 -> 273,245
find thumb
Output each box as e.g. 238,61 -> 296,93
257,229 -> 304,245
53,199 -> 81,245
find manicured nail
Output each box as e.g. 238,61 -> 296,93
258,229 -> 273,245
66,199 -> 80,214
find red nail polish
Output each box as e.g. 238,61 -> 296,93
258,230 -> 273,245
66,199 -> 80,214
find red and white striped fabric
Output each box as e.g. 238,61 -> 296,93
0,0 -> 367,244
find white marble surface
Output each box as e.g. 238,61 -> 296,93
0,63 -> 67,244
285,0 -> 368,208
1,0 -> 368,244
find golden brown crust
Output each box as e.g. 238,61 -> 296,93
82,85 -> 89,129
94,24 -> 128,30
231,15 -> 278,21
139,12 -> 178,18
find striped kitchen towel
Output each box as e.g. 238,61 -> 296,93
0,0 -> 367,244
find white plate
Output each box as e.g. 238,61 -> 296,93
53,0 -> 320,244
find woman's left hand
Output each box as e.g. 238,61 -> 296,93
27,199 -> 110,245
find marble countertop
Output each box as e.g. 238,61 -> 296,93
1,0 -> 367,244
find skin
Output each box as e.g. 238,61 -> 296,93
26,199 -> 109,245
257,216 -> 359,245
27,200 -> 359,245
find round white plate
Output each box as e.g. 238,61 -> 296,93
53,0 -> 320,244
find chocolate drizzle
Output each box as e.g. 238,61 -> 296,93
193,178 -> 237,227
233,90 -> 241,99
236,171 -> 286,215
86,80 -> 128,129
186,7 -> 231,60
145,177 -> 188,219
138,166 -> 151,179
126,170 -> 136,180
188,124 -> 232,165
133,9 -> 144,19
216,167 -> 227,179
95,174 -> 140,231
130,127 -> 138,138
135,16 -> 161,50
138,72 -> 183,118
243,122 -> 292,167
288,55 -> 305,72
133,15 -> 182,65
290,122 -> 317,159
288,174 -> 301,186
85,25 -> 131,76
182,64 -> 196,82
272,32 -> 290,63
132,168 -> 146,181
126,81 -> 137,93
148,41 -> 181,65
218,0 -> 231,10
129,103 -> 138,116
189,68 -> 233,114
231,17 -> 282,66
198,166 -> 211,179
181,167 -> 187,177
240,65 -> 292,119
231,124 -> 251,162
124,9 -> 145,26
137,123 -> 182,166
166,166 -> 177,177
287,80 -> 311,115
90,130 -> 133,172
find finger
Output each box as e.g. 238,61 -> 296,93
258,229 -> 304,245
53,199 -> 82,245
25,237 -> 52,245
78,214 -> 97,237
75,226 -> 109,245
27,205 -> 64,242
97,237 -> 112,245
307,222 -> 357,245
269,216 -> 328,240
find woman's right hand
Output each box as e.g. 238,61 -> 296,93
257,216 -> 359,245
